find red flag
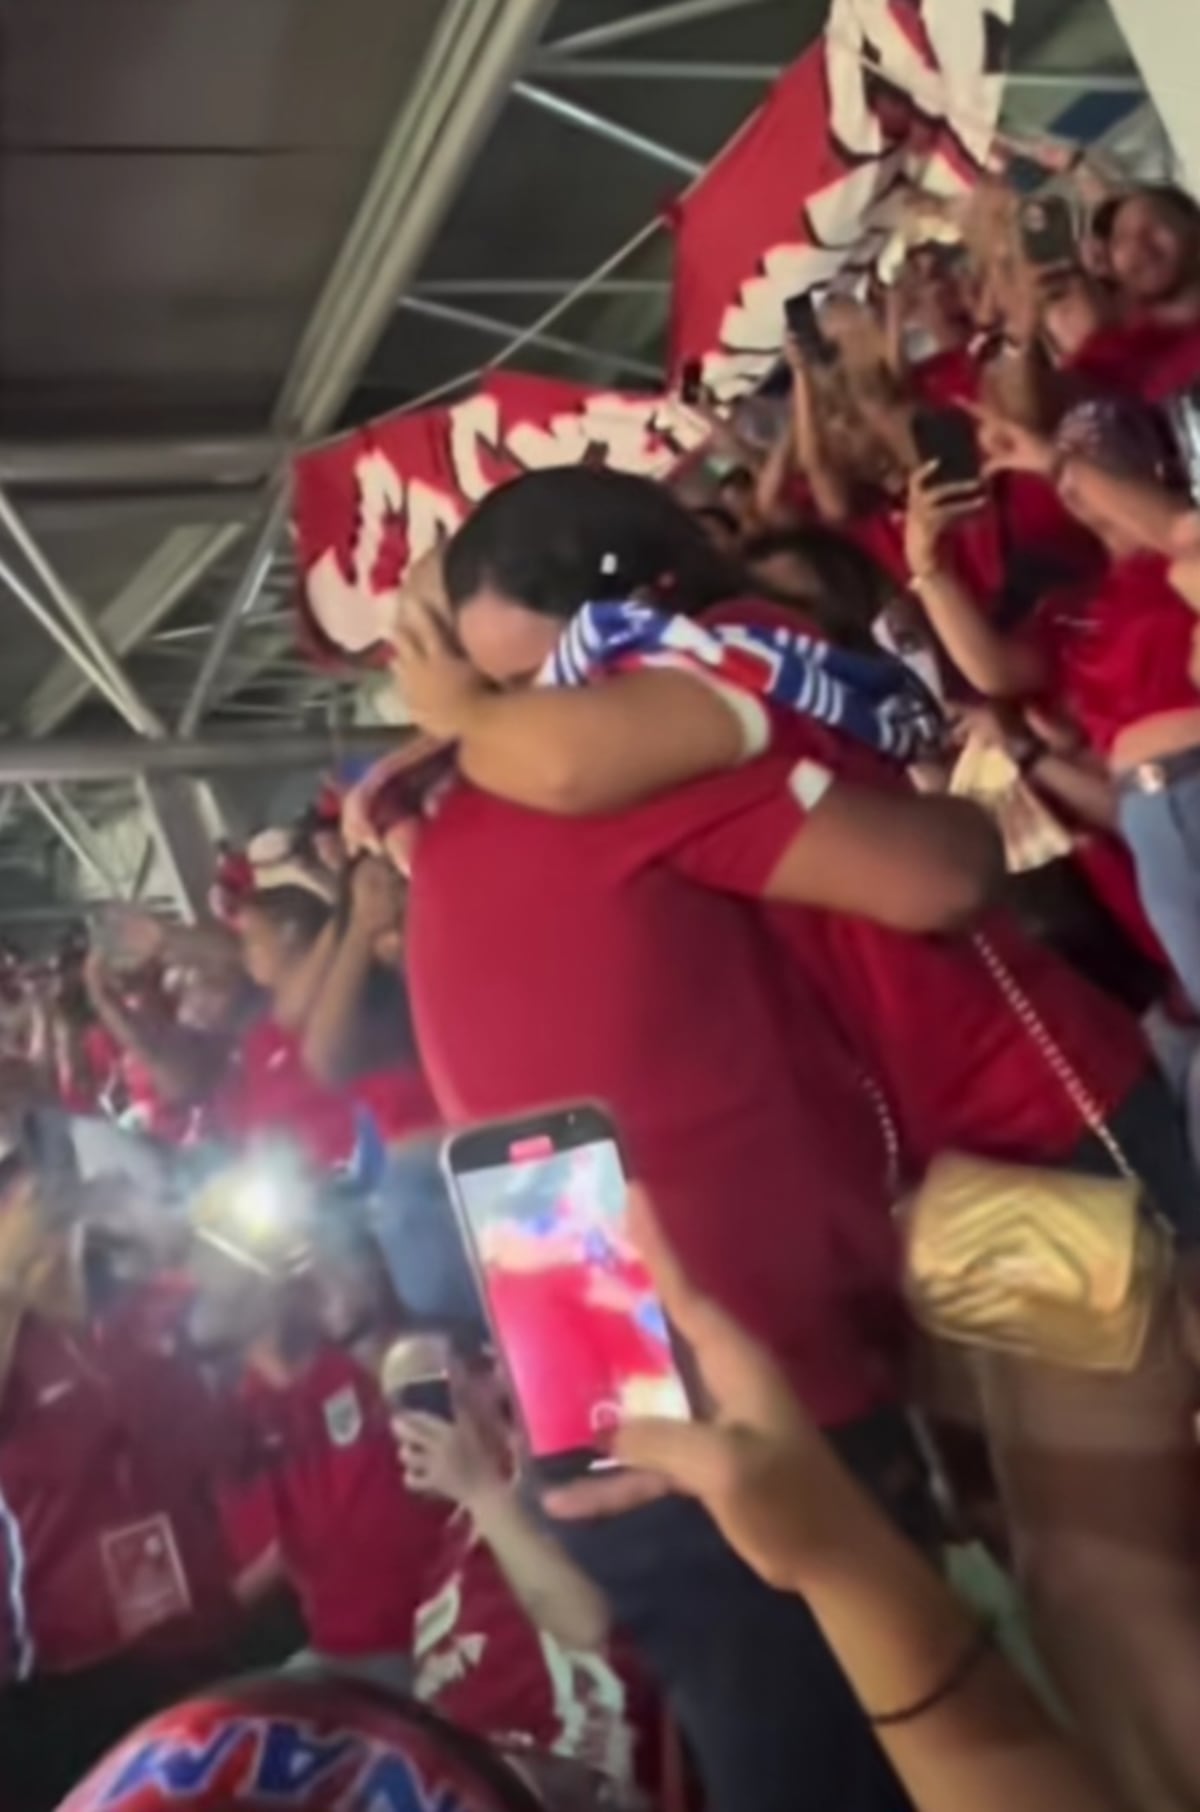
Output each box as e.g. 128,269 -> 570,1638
293,376 -> 708,660
669,0 -> 1012,399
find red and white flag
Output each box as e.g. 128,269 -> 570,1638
670,0 -> 1013,399
294,374 -> 709,660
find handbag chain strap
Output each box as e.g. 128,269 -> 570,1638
970,930 -> 1135,1182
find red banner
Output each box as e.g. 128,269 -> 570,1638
669,0 -> 1012,398
294,375 -> 710,660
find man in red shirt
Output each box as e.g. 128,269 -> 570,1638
405,752 -> 975,1812
187,1163 -> 447,1685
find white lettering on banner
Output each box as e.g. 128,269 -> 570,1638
448,394 -> 503,503
404,478 -> 465,565
307,392 -> 709,649
703,0 -> 1012,400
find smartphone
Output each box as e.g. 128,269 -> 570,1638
442,1104 -> 691,1483
1019,195 -> 1076,269
1167,386 -> 1200,503
784,291 -> 836,367
912,406 -> 982,489
680,358 -> 704,407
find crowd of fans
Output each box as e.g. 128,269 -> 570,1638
7,148 -> 1200,1812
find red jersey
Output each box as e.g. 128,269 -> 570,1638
214,1019 -> 359,1170
0,1288 -> 236,1684
1025,552 -> 1200,757
348,1064 -> 440,1145
234,1345 -> 445,1659
1070,315 -> 1200,403
415,1515 -> 637,1788
408,767 -> 906,1429
708,598 -> 1148,1173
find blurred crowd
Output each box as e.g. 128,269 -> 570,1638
11,141 -> 1200,1812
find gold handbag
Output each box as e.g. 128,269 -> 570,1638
902,934 -> 1168,1372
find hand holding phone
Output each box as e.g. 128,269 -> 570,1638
912,407 -> 983,490
784,291 -> 836,368
1019,195 -> 1076,269
443,1105 -> 691,1484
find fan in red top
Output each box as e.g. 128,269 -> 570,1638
52,1675 -> 548,1812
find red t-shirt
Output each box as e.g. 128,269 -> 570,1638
1070,315 -> 1200,403
707,598 -> 1148,1173
0,1289 -> 236,1683
1025,552 -> 1200,757
215,1019 -> 359,1170
408,771 -> 906,1428
234,1346 -> 445,1660
415,1514 -> 639,1787
848,496 -> 1008,620
348,1064 -> 440,1145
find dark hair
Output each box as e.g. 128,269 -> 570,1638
1112,183 -> 1200,239
715,465 -> 756,496
693,504 -> 741,538
240,886 -> 331,952
443,467 -> 741,621
1089,195 -> 1122,244
743,524 -> 901,651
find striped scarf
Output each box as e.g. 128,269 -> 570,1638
539,600 -> 943,762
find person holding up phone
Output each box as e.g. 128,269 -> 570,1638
909,396 -> 1200,1019
550,1186 -> 1125,1812
391,1346 -> 646,1800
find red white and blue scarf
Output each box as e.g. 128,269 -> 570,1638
539,600 -> 943,762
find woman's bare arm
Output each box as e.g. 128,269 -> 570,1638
455,670 -> 751,815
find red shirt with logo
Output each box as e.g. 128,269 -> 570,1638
408,766 -> 906,1429
234,1345 -> 445,1659
704,598 -> 1149,1174
415,1514 -> 639,1788
0,1288 -> 236,1684
1024,552 -> 1200,757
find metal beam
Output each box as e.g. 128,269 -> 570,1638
1004,70 -> 1144,93
275,0 -> 559,436
543,0 -> 769,57
531,57 -> 781,81
22,786 -> 117,893
178,487 -> 291,736
0,488 -> 162,735
23,525 -> 246,737
0,730 -> 411,784
0,900 -> 177,928
0,439 -> 280,491
513,81 -> 704,177
0,545 -> 144,730
413,278 -> 669,298
395,294 -> 663,379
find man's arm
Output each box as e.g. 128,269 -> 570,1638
651,754 -> 1003,935
760,776 -> 1004,932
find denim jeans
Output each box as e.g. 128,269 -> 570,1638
1119,762 -> 1200,1012
368,1136 -> 488,1337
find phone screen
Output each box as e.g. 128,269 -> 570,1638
912,407 -> 982,489
1020,196 -> 1076,269
446,1115 -> 690,1475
